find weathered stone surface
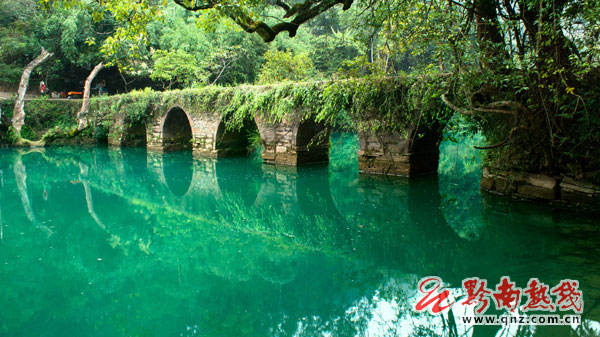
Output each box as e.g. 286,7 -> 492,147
560,177 -> 600,205
480,169 -> 555,199
481,168 -> 599,205
256,115 -> 330,166
480,176 -> 495,191
357,128 -> 441,177
517,184 -> 557,200
524,173 -> 557,190
358,155 -> 411,176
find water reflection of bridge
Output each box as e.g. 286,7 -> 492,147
88,149 -> 600,287
2,148 -> 600,337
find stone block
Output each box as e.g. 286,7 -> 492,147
481,169 -> 563,201
560,177 -> 600,205
357,127 -> 441,177
517,184 -> 557,200
494,176 -> 517,194
524,173 -> 558,190
358,155 -> 411,176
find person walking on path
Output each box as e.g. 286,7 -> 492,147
39,81 -> 48,96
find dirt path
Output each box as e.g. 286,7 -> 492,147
0,92 -> 81,101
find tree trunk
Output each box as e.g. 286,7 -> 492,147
11,47 -> 53,134
473,0 -> 506,69
14,153 -> 52,235
118,66 -> 129,92
77,62 -> 104,130
79,162 -> 106,230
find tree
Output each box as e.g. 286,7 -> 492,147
150,49 -> 207,89
348,0 -> 600,181
172,0 -> 355,42
0,0 -> 40,87
11,47 -> 53,136
77,62 -> 104,130
257,49 -> 317,83
48,0 -> 355,42
28,0 -> 600,182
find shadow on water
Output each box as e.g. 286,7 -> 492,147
0,133 -> 598,337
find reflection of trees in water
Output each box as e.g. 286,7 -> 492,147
274,274 -> 600,337
1,145 -> 600,337
438,128 -> 486,241
0,169 -> 3,241
274,276 -> 458,337
12,151 -> 52,235
79,162 -> 106,231
120,147 -> 148,182
0,148 -> 383,335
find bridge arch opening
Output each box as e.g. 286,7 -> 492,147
122,118 -> 147,147
295,119 -> 330,165
215,117 -> 260,157
162,107 -> 193,151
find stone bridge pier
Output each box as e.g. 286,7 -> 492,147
357,125 -> 443,177
255,115 -> 330,166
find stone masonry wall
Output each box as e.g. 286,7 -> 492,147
256,115 -> 329,166
481,168 -> 600,206
358,128 -> 441,177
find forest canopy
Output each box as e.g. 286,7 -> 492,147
1,0 -> 599,182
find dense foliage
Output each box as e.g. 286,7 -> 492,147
82,75 -> 450,140
257,50 -> 316,84
0,0 -> 110,90
346,0 -> 600,182
1,0 -> 598,183
0,0 -> 366,92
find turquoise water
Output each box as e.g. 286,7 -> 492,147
0,133 -> 599,337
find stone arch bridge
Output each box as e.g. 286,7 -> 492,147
101,85 -> 445,178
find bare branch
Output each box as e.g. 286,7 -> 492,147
441,93 -> 475,115
172,0 -> 215,10
173,0 -> 354,42
474,126 -> 523,150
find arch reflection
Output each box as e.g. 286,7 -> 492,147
0,146 -> 599,337
161,151 -> 194,197
215,158 -> 262,206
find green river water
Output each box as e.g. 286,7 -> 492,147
0,133 -> 599,337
